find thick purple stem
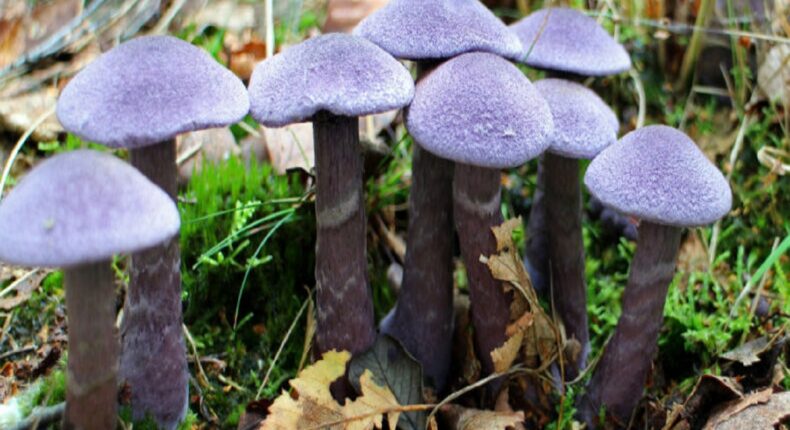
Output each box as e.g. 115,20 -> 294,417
123,141 -> 188,429
381,144 -> 455,391
524,156 -> 548,295
578,221 -> 681,428
544,152 -> 589,378
64,262 -> 118,430
453,163 -> 510,382
313,113 -> 376,356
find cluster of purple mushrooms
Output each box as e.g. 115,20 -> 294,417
0,1 -> 733,429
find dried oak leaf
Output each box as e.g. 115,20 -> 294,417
261,350 -> 403,430
704,390 -> 790,430
439,404 -> 525,430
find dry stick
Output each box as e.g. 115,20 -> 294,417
675,0 -> 715,90
183,323 -> 212,391
255,297 -> 310,399
0,269 -> 40,299
9,402 -> 65,430
629,69 -> 646,129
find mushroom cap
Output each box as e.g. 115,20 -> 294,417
584,125 -> 732,227
353,0 -> 523,61
248,33 -> 414,127
406,52 -> 553,169
57,35 -> 249,149
511,8 -> 631,76
535,79 -> 618,159
0,150 -> 181,268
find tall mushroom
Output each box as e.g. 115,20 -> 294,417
406,52 -> 552,387
354,0 -> 523,391
56,35 -> 249,428
247,33 -> 414,364
530,78 -> 619,377
578,126 -> 732,427
0,150 -> 180,430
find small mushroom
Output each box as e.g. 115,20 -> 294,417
354,0 -> 523,392
406,52 -> 552,388
578,126 -> 732,427
532,78 -> 619,378
510,7 -> 631,296
56,35 -> 249,428
247,34 -> 414,365
0,150 -> 180,430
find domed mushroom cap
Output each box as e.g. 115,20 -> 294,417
353,0 -> 523,61
584,125 -> 732,227
407,52 -> 553,169
57,35 -> 249,149
0,150 -> 180,268
511,8 -> 631,76
535,79 -> 618,159
248,34 -> 414,127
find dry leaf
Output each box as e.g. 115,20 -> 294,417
323,0 -> 389,33
176,127 -> 240,184
0,269 -> 48,310
0,0 -> 82,69
757,44 -> 790,107
0,87 -> 61,141
263,122 -> 315,175
704,390 -> 790,430
193,0 -> 256,32
440,404 -> 525,430
721,337 -> 772,367
262,350 -> 404,430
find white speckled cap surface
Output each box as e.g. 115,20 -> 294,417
0,150 -> 180,268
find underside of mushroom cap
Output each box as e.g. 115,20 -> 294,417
0,150 -> 180,268
406,52 -> 553,169
511,8 -> 631,76
248,33 -> 414,128
535,78 -> 618,159
584,125 -> 732,227
56,35 -> 249,149
353,0 -> 523,61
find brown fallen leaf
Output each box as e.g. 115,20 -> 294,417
439,404 -> 525,430
721,337 -> 773,367
0,269 -> 48,310
225,31 -> 268,81
704,390 -> 790,430
757,44 -> 790,107
323,0 -> 389,33
0,86 -> 61,141
663,374 -> 744,430
262,122 -> 315,175
176,127 -> 240,185
0,0 -> 82,69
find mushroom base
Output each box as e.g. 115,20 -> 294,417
123,140 -> 188,429
382,144 -> 455,392
453,163 -> 509,389
578,221 -> 682,428
544,152 -> 589,378
64,262 -> 118,430
313,113 -> 376,357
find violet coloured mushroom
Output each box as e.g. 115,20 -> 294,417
510,7 -> 631,297
532,78 -> 619,378
0,150 -> 180,430
247,33 -> 414,372
578,126 -> 732,427
354,0 -> 523,392
407,52 -> 552,388
56,35 -> 249,428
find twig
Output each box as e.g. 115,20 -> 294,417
629,68 -> 646,129
0,106 -> 56,202
0,345 -> 35,361
265,0 -> 274,58
183,323 -> 212,391
151,0 -> 189,34
255,296 -> 310,399
9,402 -> 65,430
0,269 -> 40,299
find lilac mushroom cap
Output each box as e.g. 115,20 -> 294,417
248,33 -> 414,127
511,8 -> 631,76
353,0 -> 523,61
584,125 -> 732,227
406,52 -> 553,169
56,35 -> 249,148
535,79 -> 618,159
0,150 -> 180,268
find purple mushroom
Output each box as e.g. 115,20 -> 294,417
354,0 -> 522,392
532,79 -> 619,378
56,35 -> 249,428
247,34 -> 414,369
407,52 -> 552,391
0,150 -> 179,430
578,126 -> 732,427
511,7 -> 631,298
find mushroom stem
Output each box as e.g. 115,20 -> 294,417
64,262 -> 118,430
544,152 -> 589,377
382,144 -> 455,391
313,112 -> 376,356
123,140 -> 188,428
524,156 -> 548,295
453,163 -> 510,382
578,221 -> 681,427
